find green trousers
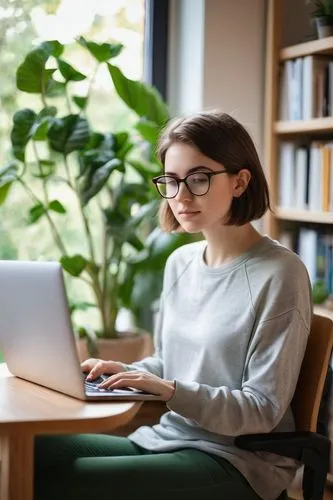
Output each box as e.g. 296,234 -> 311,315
33,434 -> 268,500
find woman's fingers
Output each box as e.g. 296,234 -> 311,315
80,358 -> 99,372
86,360 -> 107,380
97,371 -> 175,401
98,371 -> 139,387
85,360 -> 126,380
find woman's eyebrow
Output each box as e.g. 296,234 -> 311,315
164,165 -> 212,176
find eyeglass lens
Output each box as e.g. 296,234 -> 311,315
157,172 -> 210,198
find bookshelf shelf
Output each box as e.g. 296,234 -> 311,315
276,207 -> 333,224
275,118 -> 333,135
280,36 -> 333,61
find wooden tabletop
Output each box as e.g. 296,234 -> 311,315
0,363 -> 141,500
0,363 -> 141,434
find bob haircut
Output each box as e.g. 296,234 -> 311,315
156,111 -> 271,232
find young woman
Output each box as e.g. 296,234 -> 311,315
34,111 -> 312,500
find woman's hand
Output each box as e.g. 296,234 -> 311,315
80,358 -> 126,380
98,371 -> 175,402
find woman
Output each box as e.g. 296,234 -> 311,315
34,111 -> 312,500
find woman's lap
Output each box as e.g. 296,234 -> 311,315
34,434 -> 262,500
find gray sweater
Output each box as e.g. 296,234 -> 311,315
127,236 -> 312,499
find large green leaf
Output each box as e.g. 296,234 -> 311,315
31,119 -> 49,141
130,270 -> 163,309
78,37 -> 124,62
129,228 -> 195,271
61,255 -> 87,277
41,40 -> 64,58
113,182 -> 151,214
11,109 -> 37,161
73,96 -> 88,110
103,208 -> 127,240
57,59 -> 86,82
45,79 -> 66,97
38,107 -> 57,119
49,200 -> 66,214
135,119 -> 160,145
48,115 -> 90,155
28,203 -> 46,223
0,163 -> 19,205
108,64 -> 169,126
80,158 -> 123,205
126,199 -> 159,229
113,132 -> 134,160
79,149 -> 116,177
127,159 -> 161,182
16,46 -> 55,94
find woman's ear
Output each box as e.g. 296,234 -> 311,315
233,169 -> 251,198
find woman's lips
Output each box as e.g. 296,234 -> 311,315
178,211 -> 201,219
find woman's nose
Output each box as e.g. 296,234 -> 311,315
175,182 -> 193,201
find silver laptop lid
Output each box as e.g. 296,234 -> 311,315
0,260 -> 85,399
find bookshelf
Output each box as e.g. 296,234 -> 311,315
265,1 -> 333,321
275,117 -> 333,134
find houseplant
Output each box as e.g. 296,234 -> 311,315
307,0 -> 333,38
0,38 -> 192,361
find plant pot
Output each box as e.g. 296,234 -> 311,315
76,330 -> 154,364
315,16 -> 333,39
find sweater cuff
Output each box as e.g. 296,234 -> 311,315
166,379 -> 199,415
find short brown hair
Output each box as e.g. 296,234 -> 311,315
156,111 -> 271,232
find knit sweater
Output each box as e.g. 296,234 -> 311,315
126,236 -> 312,499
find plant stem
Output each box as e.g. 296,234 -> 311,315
82,62 -> 99,118
63,155 -> 108,333
103,242 -> 121,336
64,154 -> 96,264
18,177 -> 67,255
63,154 -> 75,189
65,87 -> 72,114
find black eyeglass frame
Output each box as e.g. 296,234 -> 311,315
152,169 -> 228,199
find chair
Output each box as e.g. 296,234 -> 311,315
235,313 -> 333,500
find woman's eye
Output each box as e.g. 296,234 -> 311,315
190,174 -> 208,184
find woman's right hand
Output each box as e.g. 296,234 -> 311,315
81,358 -> 127,380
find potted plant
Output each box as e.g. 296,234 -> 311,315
307,0 -> 333,38
0,38 -> 192,362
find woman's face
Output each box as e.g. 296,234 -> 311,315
164,142 -> 248,234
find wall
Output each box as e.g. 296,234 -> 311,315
282,0 -> 315,46
168,0 -> 266,159
203,0 -> 266,157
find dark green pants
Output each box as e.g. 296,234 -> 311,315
33,434 -> 266,500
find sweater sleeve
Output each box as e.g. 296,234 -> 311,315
122,295 -> 164,377
167,308 -> 310,436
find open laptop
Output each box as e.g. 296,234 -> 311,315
0,260 -> 162,401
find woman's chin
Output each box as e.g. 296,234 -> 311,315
178,221 -> 203,234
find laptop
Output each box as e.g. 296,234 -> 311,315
0,260 -> 163,401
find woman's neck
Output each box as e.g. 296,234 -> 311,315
202,223 -> 263,268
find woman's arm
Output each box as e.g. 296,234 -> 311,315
122,296 -> 165,377
167,307 -> 310,436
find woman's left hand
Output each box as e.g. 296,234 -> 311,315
98,371 -> 175,402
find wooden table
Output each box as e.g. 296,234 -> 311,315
0,363 -> 141,500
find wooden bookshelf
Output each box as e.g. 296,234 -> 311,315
265,1 -> 333,322
275,117 -> 333,135
280,36 -> 333,61
265,1 -> 333,239
275,207 -> 333,224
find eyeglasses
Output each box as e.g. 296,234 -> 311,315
152,170 -> 228,199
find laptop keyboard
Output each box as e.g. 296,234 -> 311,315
83,374 -> 112,393
83,373 -> 150,395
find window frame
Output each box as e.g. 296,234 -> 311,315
144,0 -> 169,100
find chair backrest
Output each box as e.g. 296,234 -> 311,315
292,313 -> 333,432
